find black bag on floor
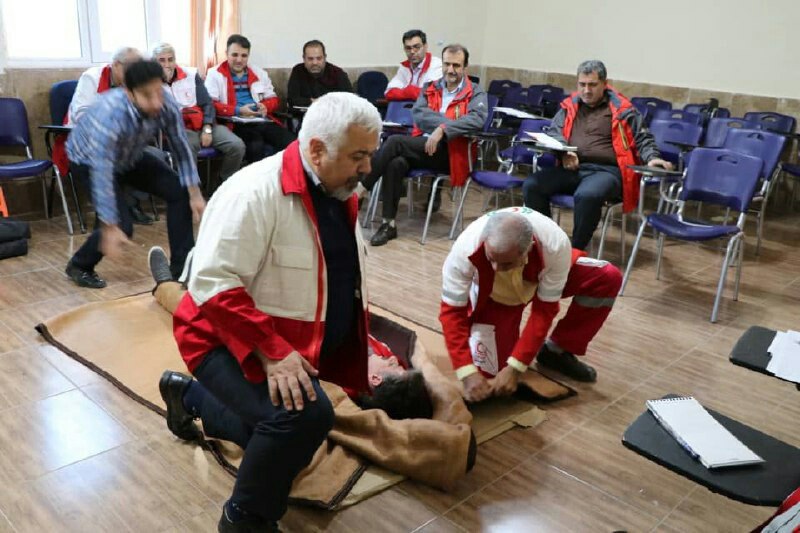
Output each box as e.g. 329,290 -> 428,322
0,218 -> 31,242
0,238 -> 27,259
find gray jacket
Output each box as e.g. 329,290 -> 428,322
547,91 -> 661,164
411,79 -> 488,139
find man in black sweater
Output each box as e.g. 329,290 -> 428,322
287,40 -> 353,108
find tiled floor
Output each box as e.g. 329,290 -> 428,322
0,186 -> 798,532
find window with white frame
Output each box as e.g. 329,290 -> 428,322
0,0 -> 191,67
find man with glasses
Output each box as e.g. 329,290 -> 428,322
385,29 -> 443,102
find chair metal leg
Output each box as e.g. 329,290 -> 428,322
620,218 -> 648,296
733,236 -> 745,301
596,204 -> 615,261
449,179 -> 472,240
712,234 -> 739,323
655,233 -> 666,280
620,213 -> 627,262
755,203 -> 765,256
421,176 -> 446,245
362,178 -> 382,228
52,168 -> 74,235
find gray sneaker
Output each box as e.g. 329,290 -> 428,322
148,246 -> 173,286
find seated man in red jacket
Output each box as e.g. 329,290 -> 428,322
361,43 -> 487,246
384,29 -> 443,102
205,34 -> 295,164
523,59 -> 672,251
439,207 -> 622,403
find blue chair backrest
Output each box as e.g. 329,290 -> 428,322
631,97 -> 672,116
681,148 -> 764,211
526,86 -> 544,108
514,118 -> 554,165
652,108 -> 703,126
356,71 -> 388,104
487,79 -> 520,98
704,117 -> 761,148
519,118 -> 551,134
539,85 -> 565,104
743,112 -> 796,134
722,128 -> 786,180
50,80 -> 78,124
0,98 -> 31,147
384,100 -> 414,127
503,86 -> 529,109
649,119 -> 703,157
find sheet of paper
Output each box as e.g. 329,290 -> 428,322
524,131 -> 577,152
493,106 -> 540,119
231,116 -> 271,124
766,330 -> 800,383
382,121 -> 404,128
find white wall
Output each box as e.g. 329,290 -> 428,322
481,0 -> 797,98
240,0 -> 486,69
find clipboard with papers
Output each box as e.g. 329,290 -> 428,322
522,131 -> 578,152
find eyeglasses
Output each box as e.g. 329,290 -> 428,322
404,44 -> 423,52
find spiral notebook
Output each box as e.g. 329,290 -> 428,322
646,396 -> 764,469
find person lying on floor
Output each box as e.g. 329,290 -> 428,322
149,243 -> 476,501
149,246 -> 442,421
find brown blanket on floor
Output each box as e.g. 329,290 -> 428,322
36,293 -> 572,509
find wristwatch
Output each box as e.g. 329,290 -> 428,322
202,124 -> 213,134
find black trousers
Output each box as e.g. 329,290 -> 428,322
192,346 -> 334,522
233,122 -> 296,164
70,148 -> 194,278
363,135 -> 450,219
523,163 -> 622,250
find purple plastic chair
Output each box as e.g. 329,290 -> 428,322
498,118 -> 555,171
539,86 -> 565,118
743,112 -> 796,134
684,103 -> 731,121
620,148 -> 764,322
648,119 -> 703,168
704,117 -> 761,148
197,147 -> 222,196
652,109 -> 703,126
502,86 -> 531,110
722,128 -> 786,254
631,97 -> 672,125
487,80 -> 521,102
0,97 -> 74,234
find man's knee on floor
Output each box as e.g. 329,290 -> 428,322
575,257 -> 623,294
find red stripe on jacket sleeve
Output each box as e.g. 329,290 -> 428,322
511,296 -> 560,365
385,86 -> 421,101
439,301 -> 474,371
199,287 -> 295,365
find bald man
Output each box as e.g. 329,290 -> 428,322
439,207 -> 622,402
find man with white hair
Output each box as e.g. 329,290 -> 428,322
440,207 -> 622,403
152,42 -> 245,182
163,93 -> 382,531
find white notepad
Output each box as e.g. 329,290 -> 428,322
646,396 -> 764,469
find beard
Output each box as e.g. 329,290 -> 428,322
325,175 -> 363,202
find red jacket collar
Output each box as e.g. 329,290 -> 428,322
173,65 -> 188,82
216,60 -> 259,84
98,65 -> 114,93
401,52 -> 433,73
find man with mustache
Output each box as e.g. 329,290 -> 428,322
287,40 -> 353,108
164,92 -> 382,532
362,43 -> 487,246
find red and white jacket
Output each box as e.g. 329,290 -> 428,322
53,65 -> 115,175
204,61 -> 281,123
439,207 -> 575,379
173,141 -> 370,395
164,65 -> 204,131
385,53 -> 442,101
